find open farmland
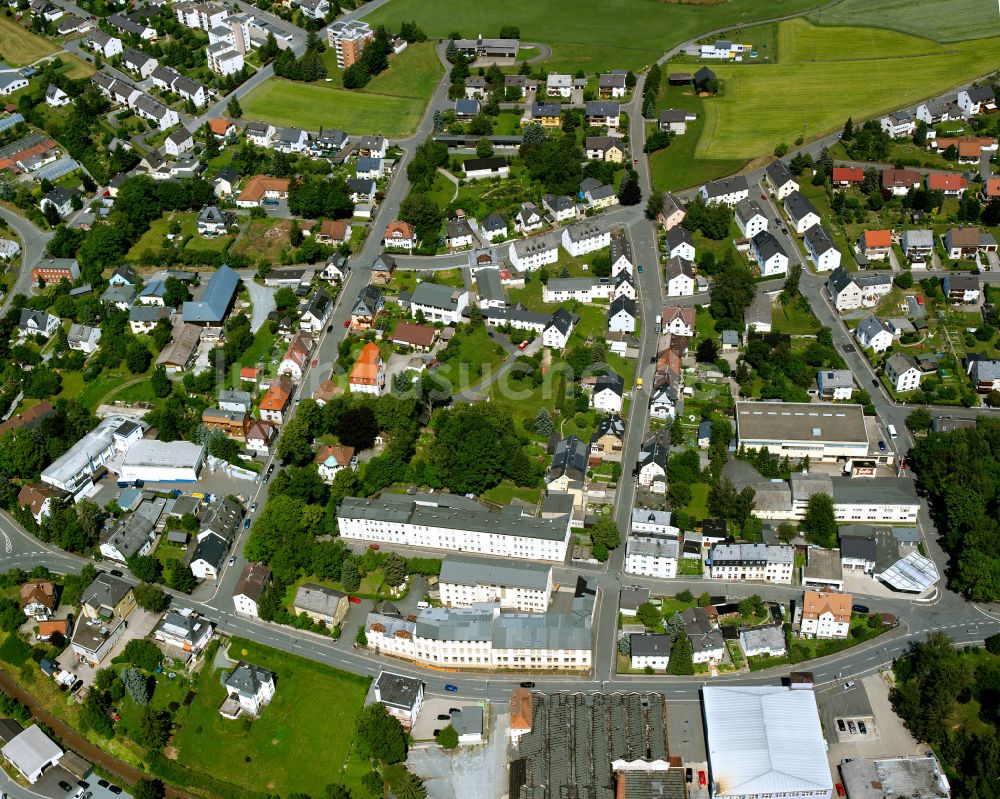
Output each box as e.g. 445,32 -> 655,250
242,79 -> 426,136
0,16 -> 57,65
362,0 -> 830,72
810,0 -> 1000,42
695,19 -> 1000,160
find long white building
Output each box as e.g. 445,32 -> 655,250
624,535 -> 679,579
735,401 -> 871,462
438,556 -> 553,612
709,543 -> 794,584
41,416 -> 146,496
337,494 -> 572,561
365,583 -> 595,671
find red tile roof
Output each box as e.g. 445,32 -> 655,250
864,229 -> 892,248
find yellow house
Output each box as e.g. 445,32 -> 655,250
293,583 -> 349,628
80,574 -> 136,622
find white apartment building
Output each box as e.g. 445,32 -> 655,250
799,590 -> 851,639
630,508 -> 678,536
409,283 -> 469,325
438,556 -> 553,612
509,234 -> 559,272
337,495 -> 572,561
709,543 -> 794,584
206,41 -> 244,75
624,534 -> 679,579
629,634 -> 671,671
885,353 -> 922,393
561,220 -> 611,256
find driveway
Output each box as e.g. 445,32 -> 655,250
241,275 -> 276,332
408,708 -> 508,799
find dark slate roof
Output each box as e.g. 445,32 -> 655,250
694,66 -> 716,83
827,265 -> 855,295
595,371 -> 625,396
783,190 -> 818,223
190,532 -> 228,569
629,633 -> 672,657
666,225 -> 693,249
765,159 -> 795,187
593,413 -> 625,442
752,230 -> 786,261
610,295 -> 636,318
550,435 -> 588,481
546,306 -> 576,336
804,225 -> 836,254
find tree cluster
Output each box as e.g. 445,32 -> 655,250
274,31 -> 328,82
342,26 -> 393,89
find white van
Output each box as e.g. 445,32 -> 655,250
887,424 -> 898,439
416,601 -> 430,609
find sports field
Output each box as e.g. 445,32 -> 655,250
363,0 -> 829,72
0,16 -> 57,66
810,0 -> 1000,42
242,79 -> 426,136
696,19 -> 1000,160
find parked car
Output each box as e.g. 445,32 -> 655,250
97,781 -> 109,789
110,569 -> 124,577
837,719 -> 846,731
109,788 -> 123,796
348,596 -> 361,604
519,681 -> 535,688
250,503 -> 258,512
878,440 -> 887,451
847,721 -> 857,734
844,680 -> 856,690
343,319 -> 351,328
836,784 -> 846,797
518,340 -> 529,350
760,194 -> 767,200
698,771 -> 706,787
685,768 -> 692,783
369,543 -> 380,550
59,782 -> 72,793
437,714 -> 450,720
228,556 -> 236,566
637,264 -> 643,273
872,378 -> 879,387
444,684 -> 458,692
244,518 -> 251,529
852,604 -> 869,614
858,721 -> 867,735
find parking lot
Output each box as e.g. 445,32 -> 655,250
817,674 -> 923,768
408,707 -> 507,799
410,696 -> 481,742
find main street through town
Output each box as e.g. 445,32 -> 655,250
2,4 -> 999,719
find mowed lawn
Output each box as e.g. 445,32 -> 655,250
696,19 -> 1000,160
0,16 -> 57,65
322,40 -> 442,98
810,0 -> 1000,42
363,0 -> 830,72
242,79 -> 426,136
173,638 -> 370,797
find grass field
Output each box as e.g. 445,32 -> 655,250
322,41 -> 443,100
242,79 -> 427,136
696,19 -> 1000,160
810,0 -> 1000,42
363,0 -> 830,72
173,638 -> 369,798
0,16 -> 57,66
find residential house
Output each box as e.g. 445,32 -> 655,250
259,375 -> 293,424
859,229 -> 892,260
598,72 -> 627,98
658,192 -> 686,230
917,98 -> 963,124
543,194 -> 577,224
464,76 -> 487,98
882,168 -> 922,196
783,191 -> 820,234
740,625 -> 787,658
943,272 -> 981,302
709,542 -> 795,584
153,610 -> 213,653
129,305 -> 168,334
84,31 -> 123,59
902,229 -> 934,264
546,434 -> 588,503
666,225 -> 696,262
20,580 -> 55,620
509,233 -> 559,271
827,266 -> 893,311
294,583 -> 349,628
657,108 -> 694,134
16,483 -> 65,525
636,431 -> 669,494
751,231 -> 789,277
351,285 -> 384,328
585,101 -> 620,128
274,127 -> 309,154
196,205 -> 231,236
390,322 -> 437,351
608,296 -> 637,333
233,563 -> 271,618
804,225 -> 841,272
700,175 -> 749,206
629,634 -> 671,670
968,358 -> 1000,393
246,419 -> 277,453
817,369 -> 854,400
45,85 -> 69,108
546,73 -> 573,97
665,256 -> 696,297
880,111 -> 916,139
659,305 -> 695,336
315,445 -> 356,483
542,307 -> 577,350
206,41 -> 244,76
349,342 -> 384,395
591,371 -> 624,413
799,591 -> 851,638
327,20 -> 373,67
245,121 -> 276,147
585,136 -> 625,162
121,47 -> 158,79
165,126 -> 194,157
530,101 -> 562,127
475,268 -> 506,310
735,198 -> 768,238
67,324 -> 101,354
18,310 -> 59,339
927,172 -> 968,196
855,316 -> 893,354
590,413 -> 625,462
40,187 -> 74,218
676,606 -> 726,663
220,662 -> 275,719
369,253 -> 395,285
356,135 -> 388,159
958,85 -> 996,115
609,231 -> 633,277
479,212 -> 507,242
454,98 -> 480,119
504,74 -> 527,98
832,166 -> 864,186
384,221 -> 416,251
765,160 -> 798,199
514,202 -> 544,233
373,671 -> 424,729
410,282 -> 469,324
445,218 -> 476,249
885,352 -> 922,392
944,226 -> 997,259
300,290 -> 333,332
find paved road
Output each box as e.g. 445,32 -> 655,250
0,206 -> 51,313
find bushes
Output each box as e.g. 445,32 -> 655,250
115,639 -> 163,672
0,635 -> 32,666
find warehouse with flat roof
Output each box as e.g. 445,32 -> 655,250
119,440 -> 205,482
702,686 -> 832,799
735,401 -> 870,461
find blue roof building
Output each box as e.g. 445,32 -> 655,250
182,265 -> 240,323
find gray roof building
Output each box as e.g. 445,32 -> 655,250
439,556 -> 551,591
549,435 -> 588,482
